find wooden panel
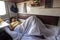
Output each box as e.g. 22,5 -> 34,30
18,14 -> 59,25
36,15 -> 59,25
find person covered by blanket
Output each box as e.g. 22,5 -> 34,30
9,17 -> 22,30
3,16 -> 53,40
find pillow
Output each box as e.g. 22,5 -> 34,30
4,20 -> 10,23
19,19 -> 25,23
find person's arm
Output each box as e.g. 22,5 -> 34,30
9,21 -> 21,30
9,25 -> 14,31
4,26 -> 20,39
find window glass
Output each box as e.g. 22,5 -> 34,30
0,1 -> 6,15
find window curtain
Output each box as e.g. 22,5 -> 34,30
5,2 -> 18,18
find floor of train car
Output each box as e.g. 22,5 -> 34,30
0,29 -> 12,40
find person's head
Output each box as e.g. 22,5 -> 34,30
0,18 -> 3,23
10,17 -> 16,23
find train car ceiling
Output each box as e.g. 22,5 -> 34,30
0,0 -> 29,3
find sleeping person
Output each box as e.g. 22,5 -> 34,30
9,17 -> 21,30
4,16 -> 53,40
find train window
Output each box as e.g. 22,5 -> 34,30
0,1 -> 6,15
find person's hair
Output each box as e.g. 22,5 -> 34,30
10,17 -> 16,23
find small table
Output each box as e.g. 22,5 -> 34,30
0,21 -> 9,29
